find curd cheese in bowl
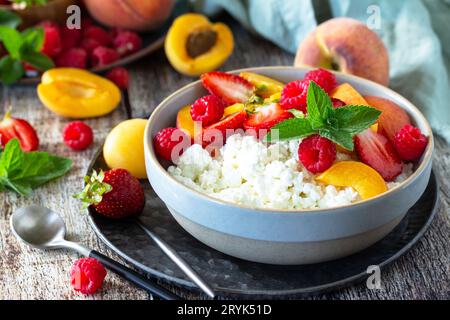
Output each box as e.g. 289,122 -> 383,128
145,67 -> 433,265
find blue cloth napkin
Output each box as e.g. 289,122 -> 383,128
193,0 -> 450,143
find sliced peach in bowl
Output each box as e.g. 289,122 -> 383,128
316,161 -> 387,200
37,68 -> 121,119
240,72 -> 285,98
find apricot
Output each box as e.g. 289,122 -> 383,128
37,68 -> 121,119
316,161 -> 387,200
165,14 -> 234,76
295,18 -> 390,86
103,119 -> 148,179
84,0 -> 175,31
240,72 -> 285,98
223,103 -> 245,118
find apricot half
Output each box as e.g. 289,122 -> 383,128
37,68 -> 121,119
316,161 -> 387,200
165,14 -> 234,76
240,72 -> 285,98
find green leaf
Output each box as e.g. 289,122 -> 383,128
0,25 -> 23,58
335,105 -> 381,134
21,51 -> 54,71
0,10 -> 21,28
0,139 -> 72,196
320,129 -> 355,151
289,109 -> 305,119
21,27 -> 45,53
265,118 -> 315,142
306,81 -> 334,130
0,56 -> 24,84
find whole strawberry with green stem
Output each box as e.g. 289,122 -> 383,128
75,169 -> 145,219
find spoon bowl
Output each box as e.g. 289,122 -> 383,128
10,205 -> 67,250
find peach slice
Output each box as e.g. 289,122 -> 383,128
223,103 -> 245,118
176,105 -> 198,138
316,161 -> 387,200
364,96 -> 411,143
37,68 -> 121,119
240,72 -> 285,98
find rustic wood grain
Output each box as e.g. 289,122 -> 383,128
0,18 -> 449,300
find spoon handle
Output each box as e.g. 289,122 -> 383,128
89,250 -> 178,300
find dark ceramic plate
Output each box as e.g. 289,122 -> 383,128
16,1 -> 189,85
86,148 -> 439,299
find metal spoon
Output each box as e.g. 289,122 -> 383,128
10,205 -> 178,300
136,219 -> 215,298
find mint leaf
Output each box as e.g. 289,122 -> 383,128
265,118 -> 315,142
289,109 -> 305,119
0,26 -> 23,59
21,51 -> 54,71
306,81 -> 334,130
0,56 -> 24,84
335,105 -> 381,134
320,129 -> 355,151
0,139 -> 72,196
0,10 -> 21,28
21,27 -> 45,53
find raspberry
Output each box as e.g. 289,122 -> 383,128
280,80 -> 309,112
113,31 -> 142,57
153,127 -> 190,162
91,46 -> 120,67
70,257 -> 106,295
63,121 -> 94,151
56,48 -> 87,69
106,67 -> 129,89
190,95 -> 225,127
81,38 -> 101,54
298,135 -> 336,174
83,26 -> 112,47
393,125 -> 428,161
304,68 -> 338,94
41,24 -> 62,58
61,27 -> 81,50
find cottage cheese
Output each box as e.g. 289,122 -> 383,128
168,134 -> 413,210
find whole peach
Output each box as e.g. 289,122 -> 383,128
83,0 -> 175,32
295,18 -> 390,86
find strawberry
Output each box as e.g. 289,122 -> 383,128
243,103 -> 293,136
201,72 -> 255,105
0,112 -> 39,151
201,110 -> 247,147
355,129 -> 403,181
75,169 -> 145,219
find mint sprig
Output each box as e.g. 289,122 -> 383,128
0,139 -> 72,196
265,81 -> 381,151
0,11 -> 54,84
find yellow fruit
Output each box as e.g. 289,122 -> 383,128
223,103 -> 245,117
240,72 -> 285,98
176,105 -> 198,138
37,68 -> 121,119
316,161 -> 387,200
165,13 -> 234,76
331,83 -> 378,132
103,119 -> 148,179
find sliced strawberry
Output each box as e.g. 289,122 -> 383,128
201,72 -> 255,105
0,112 -> 39,151
354,129 -> 403,181
201,110 -> 247,147
244,103 -> 293,135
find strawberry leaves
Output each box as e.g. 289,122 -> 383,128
266,81 -> 381,151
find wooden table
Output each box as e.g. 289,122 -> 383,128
0,19 -> 449,300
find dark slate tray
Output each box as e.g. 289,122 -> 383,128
87,149 -> 439,299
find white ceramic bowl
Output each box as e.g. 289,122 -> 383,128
144,67 -> 434,265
